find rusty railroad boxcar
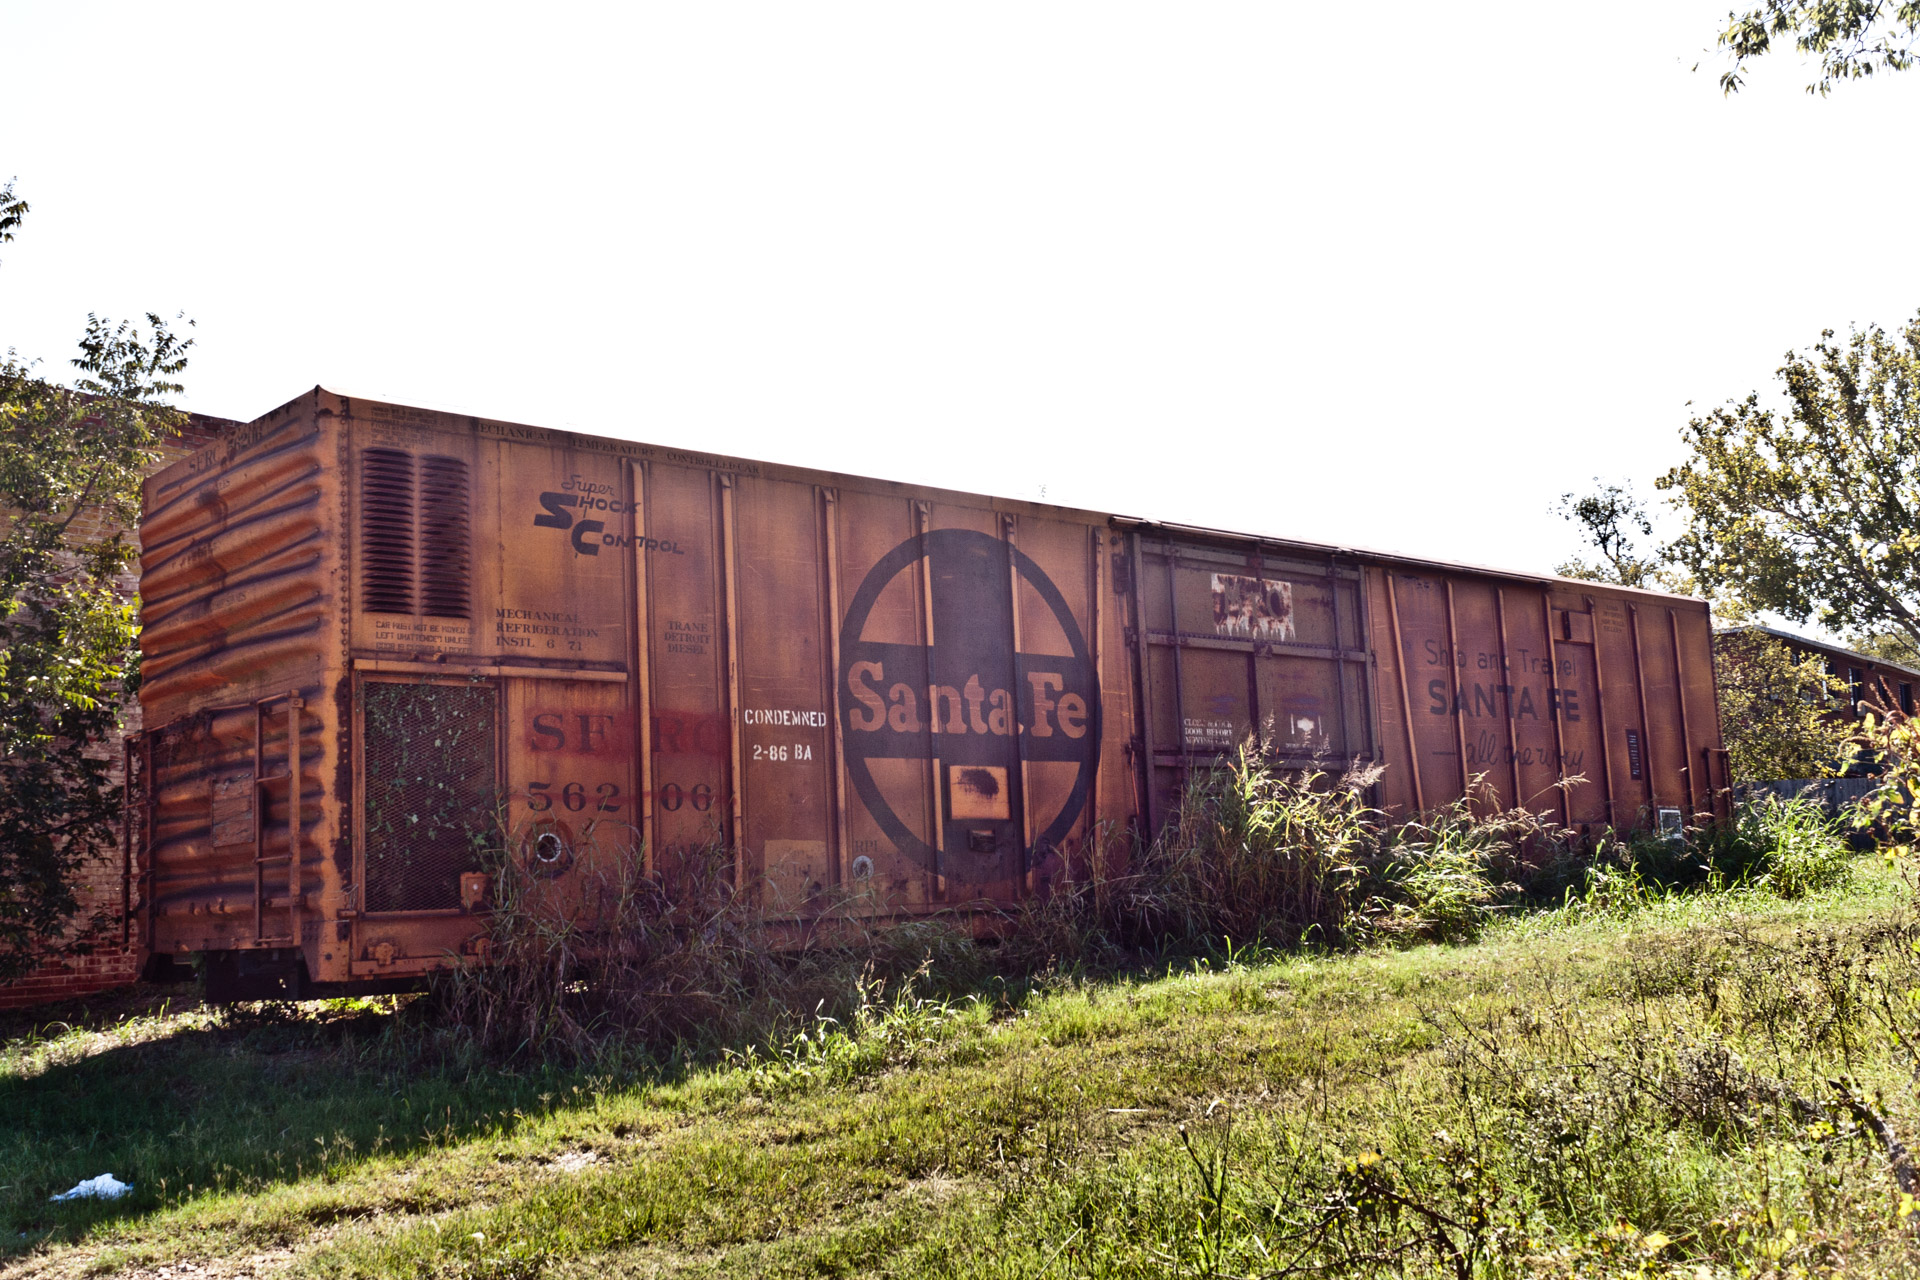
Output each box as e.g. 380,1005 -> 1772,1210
134,389 -> 1726,998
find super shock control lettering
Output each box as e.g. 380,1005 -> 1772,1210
530,485 -> 685,557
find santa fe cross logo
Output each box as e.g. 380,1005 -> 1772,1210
837,528 -> 1101,882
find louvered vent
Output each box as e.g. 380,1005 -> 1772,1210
360,449 -> 415,613
418,455 -> 471,618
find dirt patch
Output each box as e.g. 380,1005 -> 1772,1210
119,1254 -> 295,1280
548,1150 -> 604,1174
2,1248 -> 296,1280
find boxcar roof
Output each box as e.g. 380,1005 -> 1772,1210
157,383 -> 1712,612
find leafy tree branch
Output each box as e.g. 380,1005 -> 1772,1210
1718,0 -> 1920,94
1553,480 -> 1669,590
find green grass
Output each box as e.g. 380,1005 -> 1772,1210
4,857 -> 1916,1279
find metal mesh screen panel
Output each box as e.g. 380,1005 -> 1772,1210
362,681 -> 497,913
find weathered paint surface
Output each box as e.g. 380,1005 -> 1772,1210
137,388 -> 1725,988
1362,569 -> 1724,827
139,401 -> 336,975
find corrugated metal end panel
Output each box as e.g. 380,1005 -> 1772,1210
137,394 -> 341,966
1115,518 -> 1725,833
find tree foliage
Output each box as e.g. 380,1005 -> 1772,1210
1553,480 -> 1668,589
1854,708 -> 1920,855
0,190 -> 192,982
1713,630 -> 1854,782
1718,0 -> 1920,94
0,178 -> 25,249
1844,627 -> 1920,667
1658,312 -> 1920,650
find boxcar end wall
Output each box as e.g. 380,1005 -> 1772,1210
133,388 -> 1724,997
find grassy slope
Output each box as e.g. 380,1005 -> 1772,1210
4,861 -> 1916,1279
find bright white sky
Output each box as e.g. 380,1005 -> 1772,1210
4,2 -> 1916,595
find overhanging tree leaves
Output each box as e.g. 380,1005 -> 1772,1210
1845,627 -> 1920,666
1658,312 -> 1920,649
1718,0 -> 1920,94
0,190 -> 192,983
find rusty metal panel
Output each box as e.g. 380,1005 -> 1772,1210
351,407 -> 635,669
138,394 -> 344,979
1379,570 -> 1464,810
1670,605 -> 1723,815
642,463 -> 732,877
732,474 -> 834,914
825,496 -> 1110,909
1133,535 -> 1379,823
833,489 -> 937,909
359,678 -> 498,914
1380,570 -> 1586,820
1366,564 -> 1721,827
140,411 -> 331,722
137,385 -> 1724,991
1090,528 -> 1132,877
889,500 -> 1020,902
1367,568 -> 1416,814
497,676 -> 634,926
1006,512 -> 1105,891
1636,608 -> 1686,812
1441,581 -> 1505,798
1383,570 -> 1565,820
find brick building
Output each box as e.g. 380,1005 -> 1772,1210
0,410 -> 241,1009
1717,624 -> 1920,720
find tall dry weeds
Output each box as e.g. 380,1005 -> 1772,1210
433,834 -> 994,1065
440,841 -> 800,1063
1004,739 -> 1571,962
430,738 -> 1847,1063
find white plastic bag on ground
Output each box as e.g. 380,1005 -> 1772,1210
50,1174 -> 132,1202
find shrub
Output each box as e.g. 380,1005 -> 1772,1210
999,740 -> 1391,968
1365,784 -> 1559,942
1150,743 -> 1382,948
1008,743 -> 1577,959
432,839 -> 781,1063
1699,793 -> 1853,899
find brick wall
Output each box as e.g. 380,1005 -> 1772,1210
0,411 -> 242,1009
